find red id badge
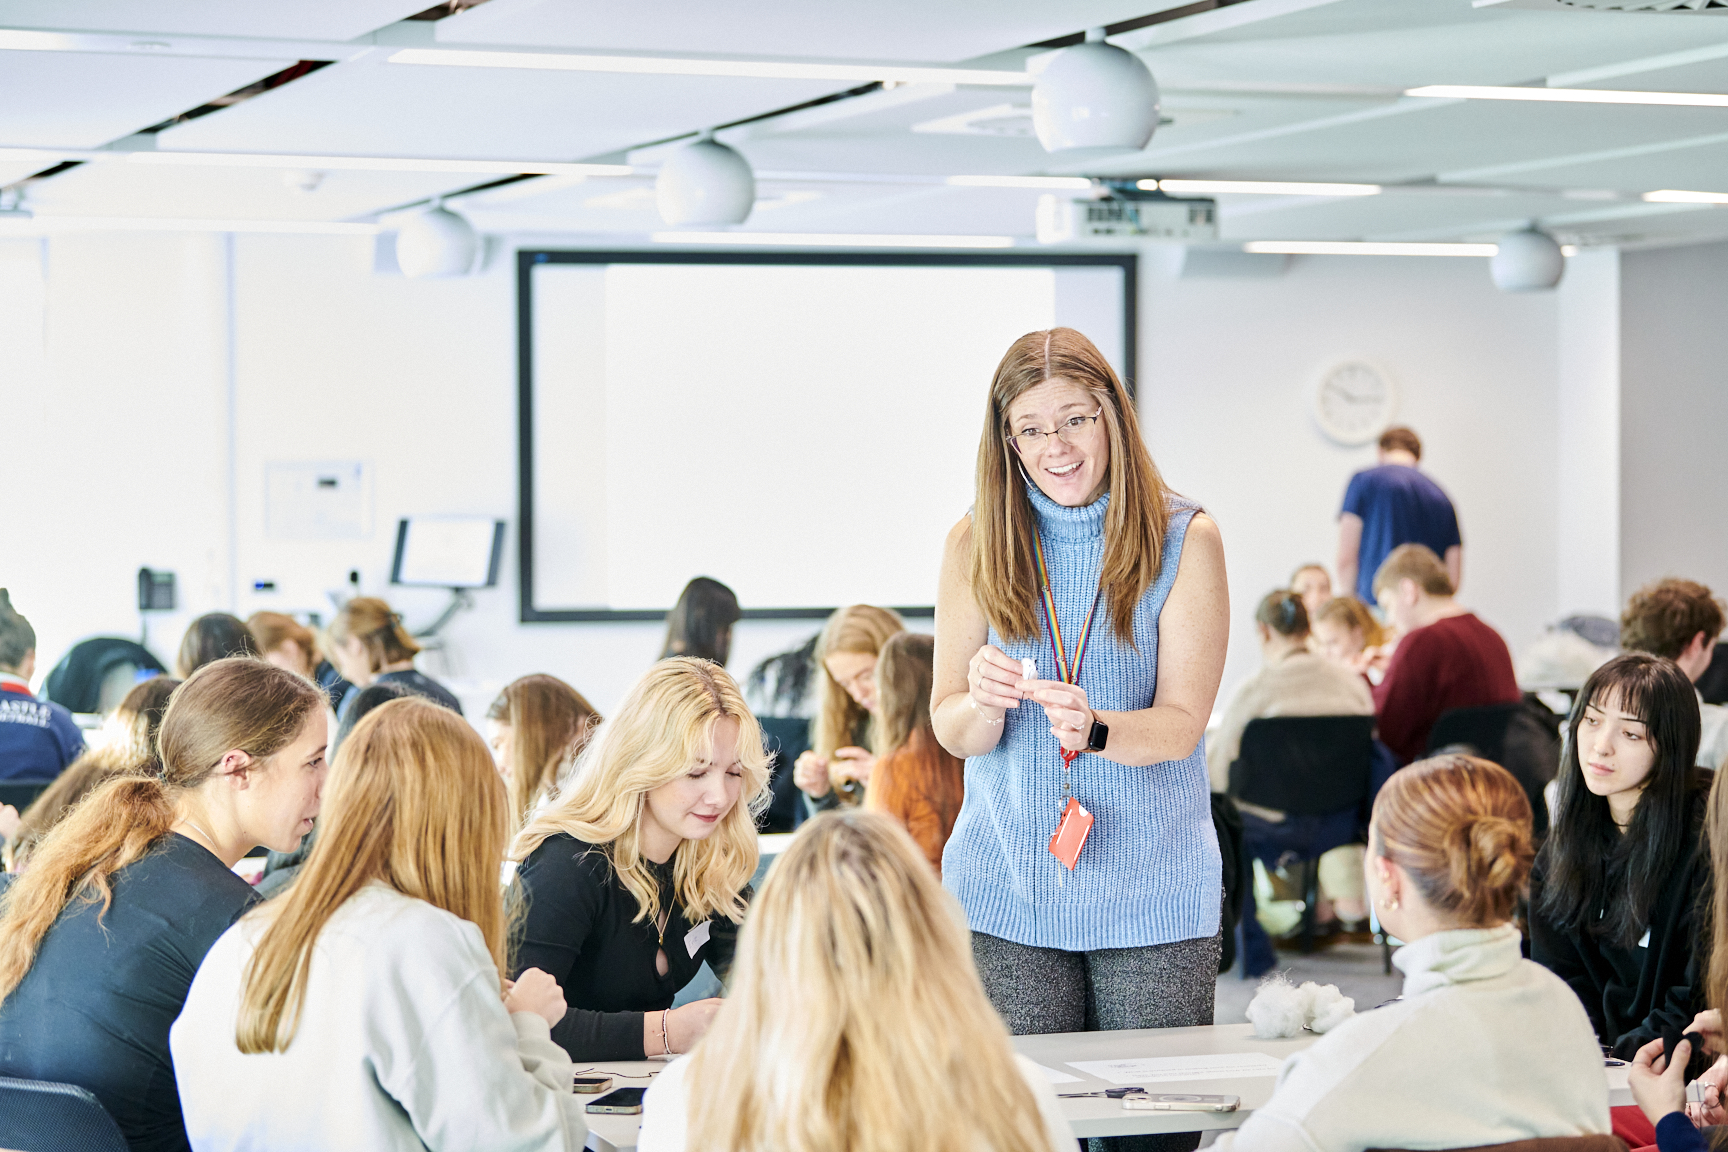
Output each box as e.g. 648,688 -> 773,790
1047,795 -> 1094,871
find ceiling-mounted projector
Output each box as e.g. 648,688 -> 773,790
1036,193 -> 1216,243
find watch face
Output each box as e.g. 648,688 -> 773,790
1087,719 -> 1109,752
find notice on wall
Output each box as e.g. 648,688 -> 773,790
265,461 -> 372,540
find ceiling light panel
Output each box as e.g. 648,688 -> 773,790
1407,84 -> 1728,108
157,58 -> 842,162
132,151 -> 630,176
1243,240 -> 1498,256
649,231 -> 1015,248
434,0 -> 1163,65
0,0 -> 434,40
1644,189 -> 1728,204
387,48 -> 1029,87
1149,178 -> 1380,195
0,49 -> 291,148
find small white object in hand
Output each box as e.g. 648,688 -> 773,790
1245,974 -> 1355,1038
1021,657 -> 1036,682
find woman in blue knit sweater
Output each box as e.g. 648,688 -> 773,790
933,328 -> 1229,1152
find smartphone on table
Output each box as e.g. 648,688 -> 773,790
572,1076 -> 612,1095
1123,1093 -> 1240,1113
586,1087 -> 646,1114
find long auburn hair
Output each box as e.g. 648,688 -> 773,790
969,327 -> 1172,645
1537,653 -> 1704,948
235,697 -> 510,1052
811,605 -> 904,765
688,811 -> 1049,1152
487,674 -> 601,826
511,658 -> 769,927
873,632 -> 936,758
0,659 -> 323,1004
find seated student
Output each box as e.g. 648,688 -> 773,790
1289,563 -> 1332,617
175,612 -> 260,679
1371,544 -> 1520,763
637,810 -> 1073,1152
487,674 -> 601,828
510,657 -> 769,1062
1311,594 -> 1388,682
171,698 -> 587,1151
0,588 -> 84,782
324,596 -> 462,717
0,659 -> 325,1152
1622,578 -> 1728,770
659,576 -> 741,665
1208,591 -> 1376,966
248,610 -> 350,712
1218,755 -> 1610,1152
864,633 -> 963,876
1530,653 -> 1707,1066
5,676 -> 180,871
790,604 -> 904,811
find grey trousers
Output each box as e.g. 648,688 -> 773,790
972,930 -> 1220,1152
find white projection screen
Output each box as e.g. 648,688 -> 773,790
518,252 -> 1135,621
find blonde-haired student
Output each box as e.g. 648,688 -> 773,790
638,810 -> 1073,1152
171,697 -> 587,1151
511,657 -> 770,1062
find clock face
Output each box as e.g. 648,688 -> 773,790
1313,361 -> 1395,446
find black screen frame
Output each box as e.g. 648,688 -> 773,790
391,517 -> 507,589
516,249 -> 1139,623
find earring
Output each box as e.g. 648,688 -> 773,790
1385,896 -> 1399,910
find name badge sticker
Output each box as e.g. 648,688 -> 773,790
684,920 -> 711,957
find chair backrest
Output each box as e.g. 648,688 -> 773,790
1230,715 -> 1376,816
0,778 -> 52,813
1368,1136 -> 1628,1152
0,1076 -> 130,1152
1426,702 -> 1522,762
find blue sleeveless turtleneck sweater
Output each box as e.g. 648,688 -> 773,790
942,484 -> 1222,951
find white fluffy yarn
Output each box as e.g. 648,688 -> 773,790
1245,974 -> 1356,1038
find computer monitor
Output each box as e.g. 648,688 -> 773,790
390,517 -> 505,589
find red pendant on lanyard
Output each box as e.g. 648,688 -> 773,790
1034,531 -> 1100,872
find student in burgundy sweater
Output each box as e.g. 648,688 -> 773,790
1371,544 -> 1519,764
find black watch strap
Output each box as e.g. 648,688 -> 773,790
1086,718 -> 1109,753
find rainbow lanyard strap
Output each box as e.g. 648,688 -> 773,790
1031,529 -> 1102,784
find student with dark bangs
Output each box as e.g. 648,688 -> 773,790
1530,653 -> 1708,1075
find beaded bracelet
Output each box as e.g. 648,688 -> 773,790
660,1009 -> 672,1057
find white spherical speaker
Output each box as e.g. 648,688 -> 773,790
395,206 -> 478,278
656,138 -> 756,226
1490,228 -> 1565,293
1031,30 -> 1160,157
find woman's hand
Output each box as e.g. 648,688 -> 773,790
1690,1010 -> 1724,1055
1027,680 -> 1094,754
662,998 -> 724,1054
1688,1056 -> 1728,1126
0,803 -> 18,843
830,746 -> 875,787
504,967 -> 567,1028
967,645 -> 1024,720
792,750 -> 831,798
1630,1035 -> 1692,1125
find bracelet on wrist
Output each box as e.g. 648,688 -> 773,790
969,696 -> 1005,726
660,1009 -> 672,1056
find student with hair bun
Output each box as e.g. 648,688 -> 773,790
0,658 -> 327,1152
0,588 -> 84,782
248,611 -> 350,712
325,596 -> 462,717
1219,755 -> 1610,1152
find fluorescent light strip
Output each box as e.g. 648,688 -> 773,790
1644,189 -> 1728,204
388,48 -> 1030,87
0,217 -> 380,235
1146,178 -> 1380,196
126,151 -> 631,177
1244,240 -> 1498,256
947,175 -> 1093,189
1407,84 -> 1728,108
650,231 -> 1015,249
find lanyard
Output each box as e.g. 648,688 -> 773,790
1031,530 -> 1101,775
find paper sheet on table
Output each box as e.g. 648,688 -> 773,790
1036,1064 -> 1083,1085
1066,1053 -> 1287,1085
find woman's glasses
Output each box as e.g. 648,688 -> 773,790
1005,407 -> 1102,453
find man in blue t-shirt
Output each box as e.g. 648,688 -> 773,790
1336,427 -> 1462,604
0,589 -> 85,782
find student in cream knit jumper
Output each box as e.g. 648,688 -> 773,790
1220,755 -> 1611,1152
934,329 -> 1229,1152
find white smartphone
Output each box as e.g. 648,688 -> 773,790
1123,1093 -> 1240,1113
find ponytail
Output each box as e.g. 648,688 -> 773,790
327,597 -> 420,673
1254,589 -> 1310,640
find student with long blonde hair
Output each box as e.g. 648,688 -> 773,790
791,604 -> 905,808
511,658 -> 770,1062
865,632 -> 964,875
637,810 -> 1073,1152
0,659 -> 326,1152
170,697 -> 586,1151
486,674 -> 601,825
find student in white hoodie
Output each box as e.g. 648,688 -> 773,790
171,697 -> 587,1152
1220,754 -> 1611,1152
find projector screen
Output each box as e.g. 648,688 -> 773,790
518,251 -> 1135,621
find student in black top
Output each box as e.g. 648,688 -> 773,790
174,612 -> 260,678
325,596 -> 463,718
510,657 -> 770,1062
1531,653 -> 1709,1060
0,658 -> 327,1152
659,577 -> 741,665
248,611 -> 351,712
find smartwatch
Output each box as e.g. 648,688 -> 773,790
1086,717 -> 1109,753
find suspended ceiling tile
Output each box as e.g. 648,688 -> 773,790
436,0 -> 1162,63
156,57 -> 845,160
0,50 -> 291,148
0,1 -> 431,41
1492,143 -> 1728,196
1213,188 -> 1589,242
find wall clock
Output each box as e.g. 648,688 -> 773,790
1313,360 -> 1396,446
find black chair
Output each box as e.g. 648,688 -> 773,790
0,1076 -> 129,1152
0,779 -> 53,813
1229,715 -> 1376,955
1426,699 -> 1561,839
